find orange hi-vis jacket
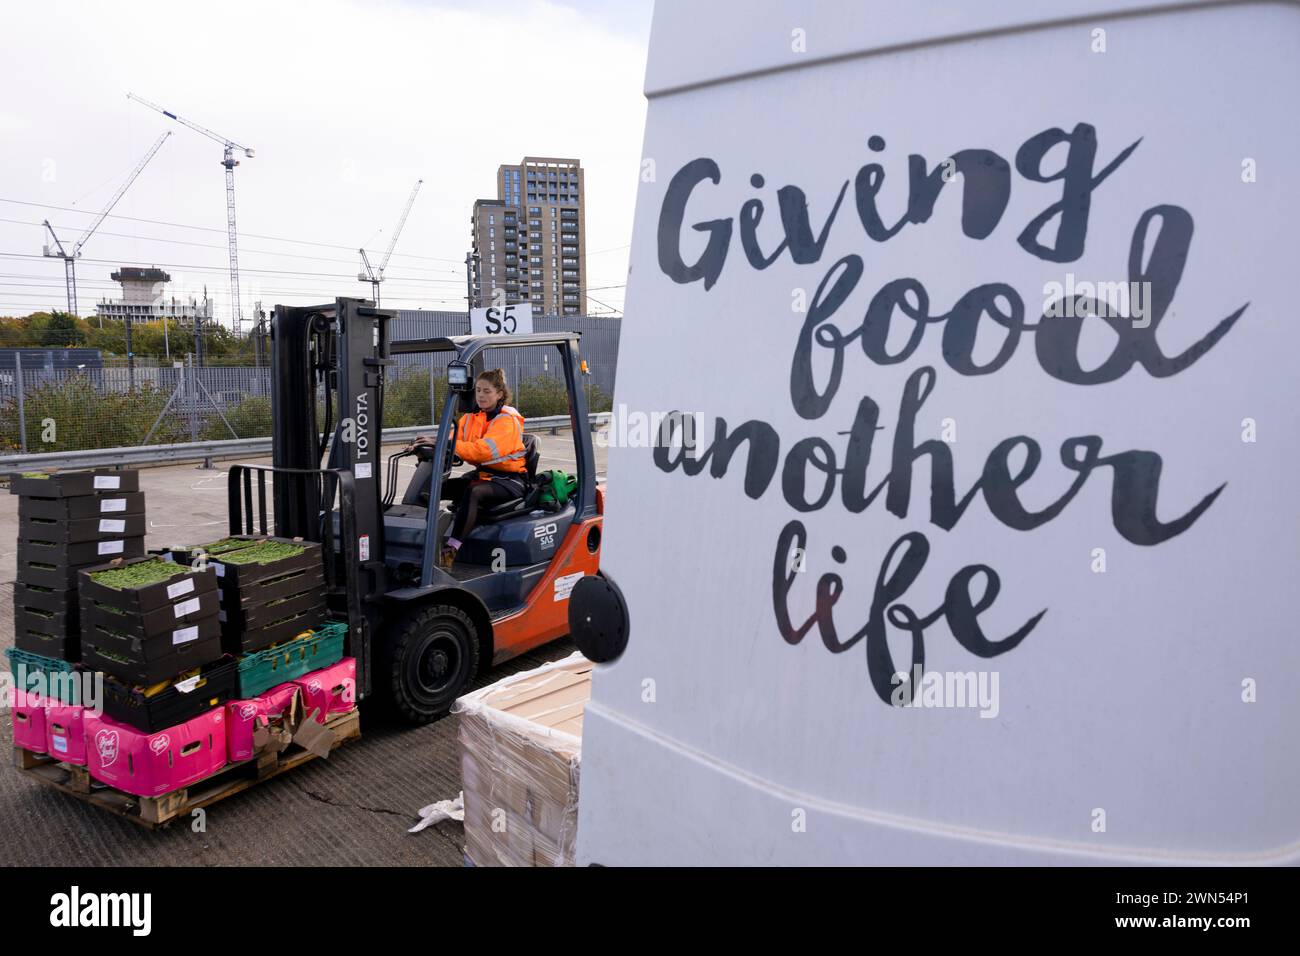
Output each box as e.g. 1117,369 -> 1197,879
455,403 -> 527,479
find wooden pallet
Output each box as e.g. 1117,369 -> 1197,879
13,709 -> 361,828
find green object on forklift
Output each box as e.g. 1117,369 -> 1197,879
535,470 -> 578,513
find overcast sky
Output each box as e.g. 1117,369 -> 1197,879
0,0 -> 652,326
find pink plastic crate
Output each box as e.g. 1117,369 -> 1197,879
46,705 -> 86,765
226,682 -> 300,762
12,689 -> 47,753
85,708 -> 227,797
294,658 -> 356,724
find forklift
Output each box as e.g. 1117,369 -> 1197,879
226,298 -> 605,724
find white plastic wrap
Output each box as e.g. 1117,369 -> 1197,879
452,652 -> 591,866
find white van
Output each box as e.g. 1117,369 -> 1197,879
577,0 -> 1300,865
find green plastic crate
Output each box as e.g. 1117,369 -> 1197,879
236,621 -> 347,698
5,647 -> 82,704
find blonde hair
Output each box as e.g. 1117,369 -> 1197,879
476,368 -> 512,406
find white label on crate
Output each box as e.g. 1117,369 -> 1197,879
553,571 -> 584,602
100,498 -> 127,513
355,462 -> 372,480
214,563 -> 225,577
97,540 -> 124,555
174,676 -> 201,694
218,609 -> 227,622
173,597 -> 201,618
53,735 -> 68,753
98,519 -> 125,533
93,476 -> 120,490
166,578 -> 195,600
172,625 -> 199,646
359,534 -> 370,561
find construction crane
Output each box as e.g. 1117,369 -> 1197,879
127,92 -> 254,334
358,179 -> 423,307
41,132 -> 171,317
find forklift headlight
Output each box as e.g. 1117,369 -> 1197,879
448,361 -> 471,391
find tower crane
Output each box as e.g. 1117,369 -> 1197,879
358,179 -> 423,307
127,92 -> 254,334
42,132 -> 171,317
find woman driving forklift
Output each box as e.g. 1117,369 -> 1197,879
409,368 -> 527,567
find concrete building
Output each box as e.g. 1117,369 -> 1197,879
469,157 -> 585,315
96,267 -> 213,323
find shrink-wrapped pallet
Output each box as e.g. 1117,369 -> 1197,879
453,653 -> 591,866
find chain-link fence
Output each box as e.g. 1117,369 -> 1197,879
0,360 -> 616,454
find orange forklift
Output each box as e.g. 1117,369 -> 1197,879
227,298 -> 604,723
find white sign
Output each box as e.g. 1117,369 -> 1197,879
553,571 -> 584,602
577,1 -> 1300,866
470,303 -> 533,337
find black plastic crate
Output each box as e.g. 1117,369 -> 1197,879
223,606 -> 328,655
83,588 -> 220,639
7,470 -> 139,498
13,581 -> 79,615
19,491 -> 145,521
221,588 -> 325,632
19,513 -> 147,543
14,624 -> 79,661
82,615 -> 223,685
219,565 -> 325,612
79,557 -> 217,613
210,538 -> 322,590
18,536 -> 145,567
101,657 -> 240,733
18,559 -> 101,590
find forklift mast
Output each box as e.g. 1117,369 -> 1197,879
267,298 -> 393,691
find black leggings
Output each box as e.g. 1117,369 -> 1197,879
443,475 -> 524,542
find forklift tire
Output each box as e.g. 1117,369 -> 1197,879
381,604 -> 480,724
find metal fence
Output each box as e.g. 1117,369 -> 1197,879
0,311 -> 621,455
0,360 -> 616,454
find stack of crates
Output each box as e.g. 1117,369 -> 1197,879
9,469 -> 143,662
165,536 -> 327,654
78,556 -> 236,732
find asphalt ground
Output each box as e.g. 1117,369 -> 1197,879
0,432 -> 605,866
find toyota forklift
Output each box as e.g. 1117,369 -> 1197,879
227,298 -> 605,723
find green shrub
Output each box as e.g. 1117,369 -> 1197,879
515,374 -> 570,418
384,370 -> 446,428
202,395 -> 271,440
513,374 -> 612,418
0,376 -> 189,452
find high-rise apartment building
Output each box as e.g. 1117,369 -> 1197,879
469,156 -> 585,316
